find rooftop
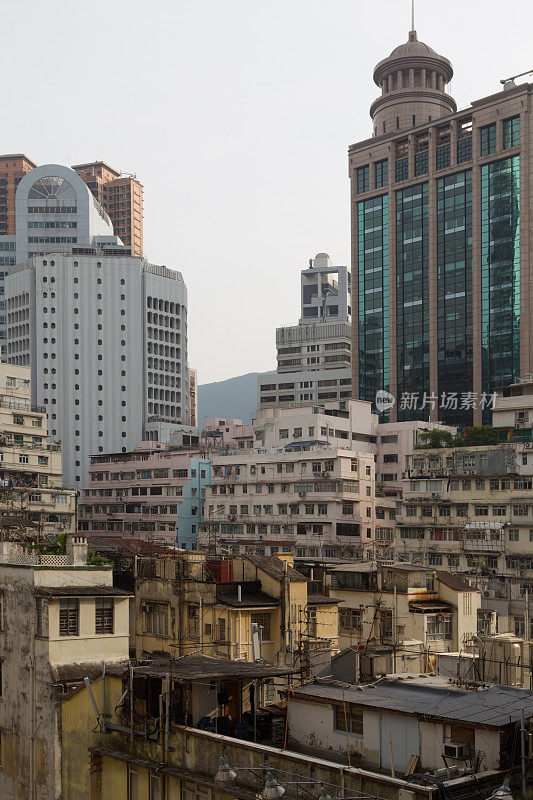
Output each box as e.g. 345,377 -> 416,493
35,586 -> 132,598
435,571 -> 473,592
245,555 -> 307,583
130,654 -> 297,681
216,582 -> 279,608
307,595 -> 339,606
292,676 -> 533,728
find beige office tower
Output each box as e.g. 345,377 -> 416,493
72,161 -> 144,256
350,26 -> 529,427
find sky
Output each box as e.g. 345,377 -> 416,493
3,0 -> 532,383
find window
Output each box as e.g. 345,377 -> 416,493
513,505 -> 529,517
375,159 -> 388,188
474,505 -> 489,516
475,479 -> 485,491
335,705 -> 363,735
428,554 -> 443,566
59,599 -> 79,636
340,608 -> 361,630
318,503 -> 327,515
218,618 -> 227,641
279,429 -> 289,439
19,454 -> 29,464
36,598 -> 46,637
503,116 -> 520,149
509,529 -> 519,541
480,123 -> 496,155
395,157 -> 408,181
426,613 -> 452,640
95,598 -> 114,634
357,165 -> 369,193
251,612 -> 271,639
492,506 -> 506,516
144,602 -> 169,636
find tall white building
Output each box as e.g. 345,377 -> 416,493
5,164 -> 190,490
258,253 -> 352,408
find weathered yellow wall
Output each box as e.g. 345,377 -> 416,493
62,674 -> 125,800
314,603 -> 339,641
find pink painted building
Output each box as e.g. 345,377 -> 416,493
78,441 -> 211,546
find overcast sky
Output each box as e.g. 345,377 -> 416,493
4,0 -> 532,383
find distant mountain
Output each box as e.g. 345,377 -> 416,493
197,371 -> 274,428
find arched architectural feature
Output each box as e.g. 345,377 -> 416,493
15,164 -> 114,262
370,30 -> 456,135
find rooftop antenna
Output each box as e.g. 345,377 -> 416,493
409,0 -> 417,40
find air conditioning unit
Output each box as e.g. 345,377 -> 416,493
299,492 -> 307,498
525,443 -> 532,449
444,742 -> 468,759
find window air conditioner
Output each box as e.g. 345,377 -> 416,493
443,742 -> 468,759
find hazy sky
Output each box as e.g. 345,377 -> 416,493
4,0 -> 532,383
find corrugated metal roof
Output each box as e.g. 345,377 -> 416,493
291,677 -> 533,727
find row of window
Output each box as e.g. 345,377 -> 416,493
356,116 -> 519,192
54,597 -> 114,636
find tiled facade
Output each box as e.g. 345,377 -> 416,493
350,30 -> 531,426
72,161 -> 144,257
0,153 -> 36,235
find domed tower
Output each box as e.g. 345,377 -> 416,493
370,29 -> 456,136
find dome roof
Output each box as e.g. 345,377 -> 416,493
373,31 -> 453,86
389,36 -> 438,59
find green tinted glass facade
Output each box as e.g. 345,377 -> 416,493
396,183 -> 430,420
481,156 -> 520,404
437,171 -> 473,425
358,195 -> 389,416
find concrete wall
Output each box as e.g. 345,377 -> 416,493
48,596 -> 130,665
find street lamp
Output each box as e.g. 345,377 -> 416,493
214,757 -> 237,784
258,773 -> 286,800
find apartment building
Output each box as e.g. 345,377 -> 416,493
78,441 -> 211,546
202,417 -> 254,449
328,562 -> 479,656
133,551 -> 338,673
397,443 -> 533,574
5,163 -> 190,490
0,533 -> 131,800
0,153 -> 36,235
254,399 -> 453,498
199,446 -> 388,559
0,362 -> 76,536
61,662 -> 505,800
189,366 -> 198,427
72,161 -> 144,257
350,26 -> 529,426
259,252 -> 352,408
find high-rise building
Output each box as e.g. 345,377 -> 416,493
5,164 -> 190,491
0,155 -> 36,356
0,153 -> 37,235
72,161 -> 144,257
350,26 -> 527,427
258,253 -> 352,408
189,366 -> 197,426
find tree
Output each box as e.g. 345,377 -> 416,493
454,426 -> 499,447
416,429 -> 455,449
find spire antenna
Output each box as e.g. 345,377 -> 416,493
411,0 -> 415,31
